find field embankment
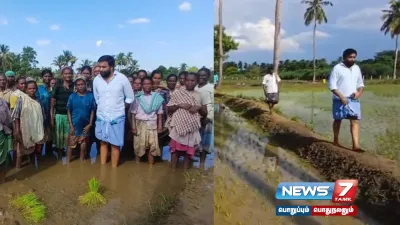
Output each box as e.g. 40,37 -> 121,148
216,93 -> 400,225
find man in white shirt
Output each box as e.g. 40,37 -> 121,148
328,48 -> 364,152
93,55 -> 135,167
195,68 -> 214,168
262,70 -> 281,113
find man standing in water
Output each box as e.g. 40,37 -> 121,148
93,55 -> 135,167
329,48 -> 364,151
262,69 -> 281,113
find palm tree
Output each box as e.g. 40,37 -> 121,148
52,55 -> 65,70
217,0 -> 223,89
273,0 -> 282,75
115,52 -> 126,70
180,63 -> 187,72
0,44 -> 12,71
301,0 -> 333,83
381,0 -> 400,79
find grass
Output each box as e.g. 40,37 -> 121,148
78,177 -> 106,207
9,192 -> 47,224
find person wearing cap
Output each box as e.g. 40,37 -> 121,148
5,71 -> 17,91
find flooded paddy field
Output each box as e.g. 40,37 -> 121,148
0,146 -> 214,225
220,82 -> 400,162
213,103 -> 380,225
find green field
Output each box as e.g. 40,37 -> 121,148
219,81 -> 400,162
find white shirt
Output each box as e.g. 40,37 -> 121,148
93,71 -> 135,121
195,83 -> 214,120
262,73 -> 281,93
328,63 -> 365,99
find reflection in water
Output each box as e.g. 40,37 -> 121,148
215,104 -> 380,225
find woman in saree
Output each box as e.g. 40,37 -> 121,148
166,72 -> 207,170
0,98 -> 13,183
11,81 -> 45,168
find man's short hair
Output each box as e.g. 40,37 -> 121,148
98,55 -> 115,68
343,48 -> 357,58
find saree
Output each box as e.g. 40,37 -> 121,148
0,99 -> 12,166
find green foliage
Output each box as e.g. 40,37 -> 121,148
10,192 -> 47,224
214,25 -> 239,70
78,177 -> 106,207
223,50 -> 398,80
381,0 -> 400,38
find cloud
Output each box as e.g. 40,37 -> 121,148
128,18 -> 150,24
117,24 -> 125,28
335,7 -> 385,30
36,40 -> 51,46
96,40 -> 102,47
26,17 -> 39,24
226,18 -> 329,52
49,24 -> 60,30
179,1 -> 192,12
0,17 -> 7,25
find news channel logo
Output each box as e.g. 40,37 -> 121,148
275,180 -> 358,203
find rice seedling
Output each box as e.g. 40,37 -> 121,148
9,192 -> 46,223
78,177 -> 106,207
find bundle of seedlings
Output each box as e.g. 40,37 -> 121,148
79,177 -> 106,207
9,192 -> 46,223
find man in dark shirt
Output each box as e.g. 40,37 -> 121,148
51,67 -> 74,159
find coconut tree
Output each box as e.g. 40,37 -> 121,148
0,44 -> 12,71
301,0 -> 333,83
52,55 -> 65,70
273,0 -> 282,75
381,0 -> 400,79
217,0 -> 223,89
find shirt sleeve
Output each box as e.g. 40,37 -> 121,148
356,68 -> 365,89
11,96 -> 22,120
262,75 -> 267,85
51,85 -> 57,99
129,100 -> 138,114
276,75 -> 281,83
157,106 -> 163,114
10,95 -> 18,109
91,95 -> 97,112
92,78 -> 99,105
167,91 -> 178,107
123,77 -> 135,104
66,95 -> 73,111
328,67 -> 339,90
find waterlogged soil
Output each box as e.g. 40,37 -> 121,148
216,94 -> 400,224
223,87 -> 400,153
0,149 -> 214,225
213,104 -> 379,225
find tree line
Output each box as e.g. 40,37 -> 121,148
215,0 -> 400,84
223,50 -> 398,80
0,44 -> 204,79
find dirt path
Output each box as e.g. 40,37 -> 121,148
216,94 -> 400,224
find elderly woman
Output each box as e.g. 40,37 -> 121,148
0,98 -> 13,183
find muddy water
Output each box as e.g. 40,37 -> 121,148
0,144 -> 214,224
224,88 -> 400,152
215,104 -> 380,225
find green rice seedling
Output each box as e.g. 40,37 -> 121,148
10,192 -> 47,223
79,177 -> 106,207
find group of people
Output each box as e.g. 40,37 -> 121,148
0,55 -> 214,183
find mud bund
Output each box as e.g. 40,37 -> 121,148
216,93 -> 400,225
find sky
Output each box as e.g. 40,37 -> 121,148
0,0 -> 213,70
215,0 -> 395,64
